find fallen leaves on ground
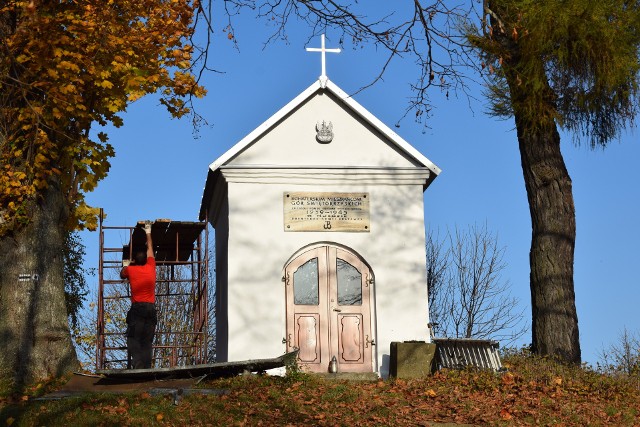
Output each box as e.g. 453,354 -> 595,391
2,353 -> 639,426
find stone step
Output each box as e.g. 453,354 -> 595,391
315,372 -> 379,381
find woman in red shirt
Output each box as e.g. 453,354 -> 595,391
120,221 -> 156,369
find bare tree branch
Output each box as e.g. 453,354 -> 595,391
598,328 -> 640,377
427,223 -> 528,346
223,1 -> 483,127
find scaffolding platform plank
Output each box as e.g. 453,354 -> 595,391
122,219 -> 206,264
96,351 -> 298,380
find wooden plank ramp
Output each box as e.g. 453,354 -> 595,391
96,350 -> 298,380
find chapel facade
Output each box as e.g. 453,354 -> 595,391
199,74 -> 440,377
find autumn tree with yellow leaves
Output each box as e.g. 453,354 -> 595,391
0,0 -> 206,387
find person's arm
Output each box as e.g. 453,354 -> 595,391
120,259 -> 130,279
144,221 -> 153,259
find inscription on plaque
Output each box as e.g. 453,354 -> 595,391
284,192 -> 370,232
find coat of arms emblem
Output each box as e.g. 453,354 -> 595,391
316,120 -> 334,143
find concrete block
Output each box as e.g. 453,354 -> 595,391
389,341 -> 436,379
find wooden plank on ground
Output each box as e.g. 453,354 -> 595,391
96,350 -> 298,380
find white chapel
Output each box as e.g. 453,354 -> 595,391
199,37 -> 441,377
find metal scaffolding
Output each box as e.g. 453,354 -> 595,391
97,211 -> 209,370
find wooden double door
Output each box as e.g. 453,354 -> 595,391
284,245 -> 373,373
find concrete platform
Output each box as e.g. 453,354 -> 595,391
315,372 -> 379,381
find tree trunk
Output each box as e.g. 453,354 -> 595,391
517,114 -> 581,363
505,66 -> 582,364
0,179 -> 79,388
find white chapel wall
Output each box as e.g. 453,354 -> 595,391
224,179 -> 430,376
208,85 -> 436,376
213,198 -> 229,362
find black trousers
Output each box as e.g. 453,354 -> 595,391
126,303 -> 157,369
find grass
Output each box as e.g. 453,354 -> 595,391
1,353 -> 639,426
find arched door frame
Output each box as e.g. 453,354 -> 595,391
283,241 -> 373,271
282,241 -> 377,373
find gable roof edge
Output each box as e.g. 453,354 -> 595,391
324,80 -> 441,176
208,80 -> 323,173
207,78 -> 441,178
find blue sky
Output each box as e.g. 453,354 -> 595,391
80,6 -> 640,366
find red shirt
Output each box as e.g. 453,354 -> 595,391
122,257 -> 156,303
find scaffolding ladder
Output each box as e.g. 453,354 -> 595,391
97,211 -> 210,370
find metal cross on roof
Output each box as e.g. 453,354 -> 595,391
306,34 -> 341,88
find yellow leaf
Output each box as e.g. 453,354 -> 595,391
105,101 -> 119,113
34,153 -> 47,165
57,61 -> 80,72
156,413 -> 164,421
99,80 -> 114,89
425,389 -> 437,398
127,91 -> 144,102
76,204 -> 101,231
6,416 -> 15,425
60,84 -> 75,94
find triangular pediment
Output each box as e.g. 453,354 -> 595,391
200,79 -> 440,220
209,80 -> 440,172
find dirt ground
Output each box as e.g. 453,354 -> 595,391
37,374 -> 210,400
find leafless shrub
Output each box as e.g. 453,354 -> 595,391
598,328 -> 640,378
427,223 -> 527,346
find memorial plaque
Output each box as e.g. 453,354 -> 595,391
284,192 -> 370,232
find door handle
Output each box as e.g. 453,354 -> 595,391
366,335 -> 376,348
333,308 -> 342,312
282,334 -> 292,346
